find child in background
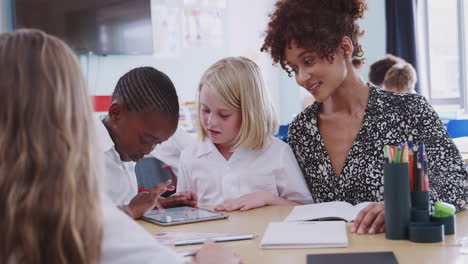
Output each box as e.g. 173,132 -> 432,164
368,54 -> 405,88
383,62 -> 417,93
177,57 -> 312,211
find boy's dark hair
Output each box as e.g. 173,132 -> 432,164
369,54 -> 404,87
261,0 -> 368,75
112,67 -> 179,114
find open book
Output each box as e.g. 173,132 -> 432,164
284,201 -> 372,222
260,221 -> 348,249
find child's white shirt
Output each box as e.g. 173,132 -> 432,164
94,116 -> 138,205
151,127 -> 196,177
177,136 -> 313,205
100,195 -> 183,264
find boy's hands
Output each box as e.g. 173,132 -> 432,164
159,190 -> 198,208
120,180 -> 174,219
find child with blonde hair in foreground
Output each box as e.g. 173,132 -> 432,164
177,57 -> 312,211
0,29 -> 239,264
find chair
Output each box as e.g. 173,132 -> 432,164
135,156 -> 176,198
274,124 -> 290,143
445,119 -> 468,138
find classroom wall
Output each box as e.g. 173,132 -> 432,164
361,1 -> 386,80
226,0 -> 280,113
82,0 -> 278,105
81,0 -> 228,103
2,0 -> 385,125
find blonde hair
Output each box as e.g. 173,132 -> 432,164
196,57 -> 279,150
0,29 -> 102,263
383,63 -> 417,93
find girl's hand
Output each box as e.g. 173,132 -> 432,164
214,191 -> 299,212
352,202 -> 385,234
214,191 -> 275,212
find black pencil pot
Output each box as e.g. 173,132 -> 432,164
384,163 -> 411,240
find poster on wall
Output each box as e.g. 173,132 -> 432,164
183,0 -> 226,48
151,0 -> 181,57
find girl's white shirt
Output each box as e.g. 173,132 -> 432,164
177,136 -> 313,205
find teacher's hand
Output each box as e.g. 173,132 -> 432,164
352,202 -> 385,234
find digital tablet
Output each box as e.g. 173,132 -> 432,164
142,206 -> 229,226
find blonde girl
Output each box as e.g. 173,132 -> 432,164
177,56 -> 312,211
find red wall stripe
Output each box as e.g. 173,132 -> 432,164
92,96 -> 112,112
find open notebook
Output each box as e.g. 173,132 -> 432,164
260,221 -> 348,249
284,201 -> 372,222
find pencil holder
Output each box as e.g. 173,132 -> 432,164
411,191 -> 429,210
384,163 -> 411,240
411,208 -> 430,223
409,222 -> 444,243
431,215 -> 456,235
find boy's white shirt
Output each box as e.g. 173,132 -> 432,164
151,127 -> 196,177
177,136 -> 313,206
100,194 -> 183,264
94,116 -> 138,205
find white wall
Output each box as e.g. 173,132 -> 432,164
83,0 -> 279,106
226,0 -> 280,113
7,0 -> 384,125
360,0 -> 386,81
81,0 -> 386,125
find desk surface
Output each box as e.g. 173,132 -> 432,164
139,206 -> 468,264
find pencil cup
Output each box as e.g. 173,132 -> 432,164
384,163 -> 411,240
411,191 -> 429,210
410,191 -> 430,223
411,208 -> 430,223
409,222 -> 444,243
431,215 -> 456,235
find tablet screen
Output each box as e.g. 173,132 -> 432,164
144,206 -> 226,224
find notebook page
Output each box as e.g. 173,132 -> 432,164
284,201 -> 356,222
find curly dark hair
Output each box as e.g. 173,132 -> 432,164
261,0 -> 367,75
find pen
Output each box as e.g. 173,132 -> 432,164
401,144 -> 409,163
181,250 -> 199,257
175,234 -> 255,246
383,145 -> 390,163
395,145 -> 402,163
408,149 -> 414,191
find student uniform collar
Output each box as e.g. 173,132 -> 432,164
194,137 -> 273,158
195,139 -> 216,158
94,115 -> 116,153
